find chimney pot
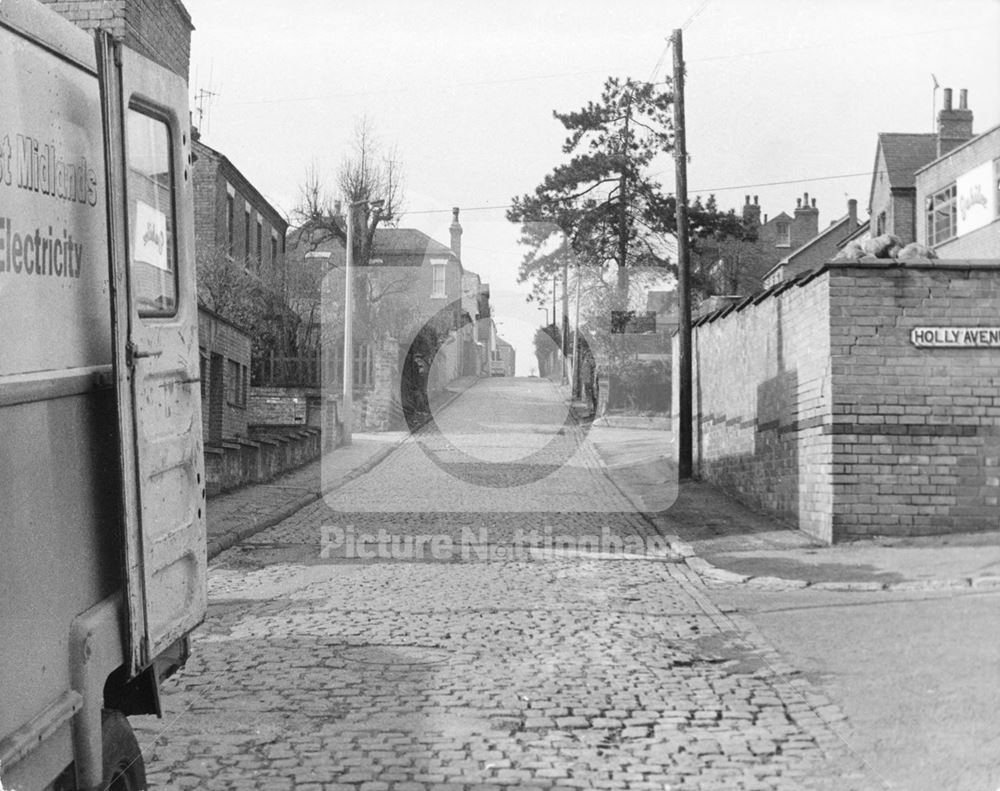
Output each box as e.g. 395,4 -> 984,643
811,198 -> 816,208
745,195 -> 750,205
797,198 -> 802,208
960,88 -> 968,110
754,195 -> 758,205
943,87 -> 952,110
804,192 -> 809,206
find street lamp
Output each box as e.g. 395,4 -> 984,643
342,197 -> 383,445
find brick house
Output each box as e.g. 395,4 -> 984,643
702,194 -> 820,295
868,88 -> 976,245
762,199 -> 861,287
191,137 -> 288,284
915,123 -> 1000,258
284,213 -> 475,430
40,0 -> 192,81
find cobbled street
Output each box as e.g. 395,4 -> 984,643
134,378 -> 879,790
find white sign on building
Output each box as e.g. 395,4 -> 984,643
955,160 -> 996,236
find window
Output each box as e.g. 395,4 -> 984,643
200,352 -> 209,399
271,233 -> 278,267
256,219 -> 263,267
227,359 -> 247,407
225,185 -> 235,257
926,183 -> 957,246
430,261 -> 447,297
244,205 -> 251,262
775,221 -> 790,247
126,108 -> 177,316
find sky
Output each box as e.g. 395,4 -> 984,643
183,0 -> 1000,374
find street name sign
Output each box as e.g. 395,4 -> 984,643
910,326 -> 1000,348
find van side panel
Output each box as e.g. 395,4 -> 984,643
0,7 -> 120,786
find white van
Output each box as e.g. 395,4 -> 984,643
0,0 -> 206,788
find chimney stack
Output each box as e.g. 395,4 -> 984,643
449,206 -> 463,260
742,194 -> 761,226
937,87 -> 973,157
848,198 -> 858,230
793,191 -> 819,244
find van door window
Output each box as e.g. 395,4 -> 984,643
126,109 -> 177,316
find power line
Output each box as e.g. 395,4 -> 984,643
400,169 -> 872,217
681,0 -> 711,30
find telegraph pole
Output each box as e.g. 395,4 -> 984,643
673,28 -> 693,480
561,248 -> 570,385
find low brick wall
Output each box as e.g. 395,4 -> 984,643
204,426 -> 322,497
249,386 -> 318,426
676,260 -> 1000,542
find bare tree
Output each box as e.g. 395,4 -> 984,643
294,116 -> 405,266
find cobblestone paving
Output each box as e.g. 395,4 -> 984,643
134,379 -> 883,790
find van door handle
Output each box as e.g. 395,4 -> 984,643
126,341 -> 162,366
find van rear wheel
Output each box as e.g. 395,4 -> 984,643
101,709 -> 146,791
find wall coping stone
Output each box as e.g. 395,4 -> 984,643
689,258 -> 1000,329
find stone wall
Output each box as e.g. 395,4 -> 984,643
677,260 -> 1000,542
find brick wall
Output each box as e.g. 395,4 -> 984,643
192,139 -> 288,279
829,263 -> 1000,538
248,386 -> 314,426
192,149 -> 219,254
676,274 -> 834,540
199,308 -> 251,442
679,261 -> 1000,542
41,0 -> 192,80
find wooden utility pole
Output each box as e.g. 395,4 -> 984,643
673,28 -> 693,479
561,249 -> 570,385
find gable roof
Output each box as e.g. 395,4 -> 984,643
286,224 -> 459,269
372,228 -> 456,259
777,213 -> 853,267
875,133 -> 938,190
192,138 -> 287,230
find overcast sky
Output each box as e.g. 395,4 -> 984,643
183,0 -> 1000,373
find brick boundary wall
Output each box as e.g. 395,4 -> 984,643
674,273 -> 834,540
676,260 -> 1000,543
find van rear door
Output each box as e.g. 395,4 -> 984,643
97,33 -> 206,674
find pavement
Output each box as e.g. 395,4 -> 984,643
205,376 -> 481,559
207,380 -> 1000,592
